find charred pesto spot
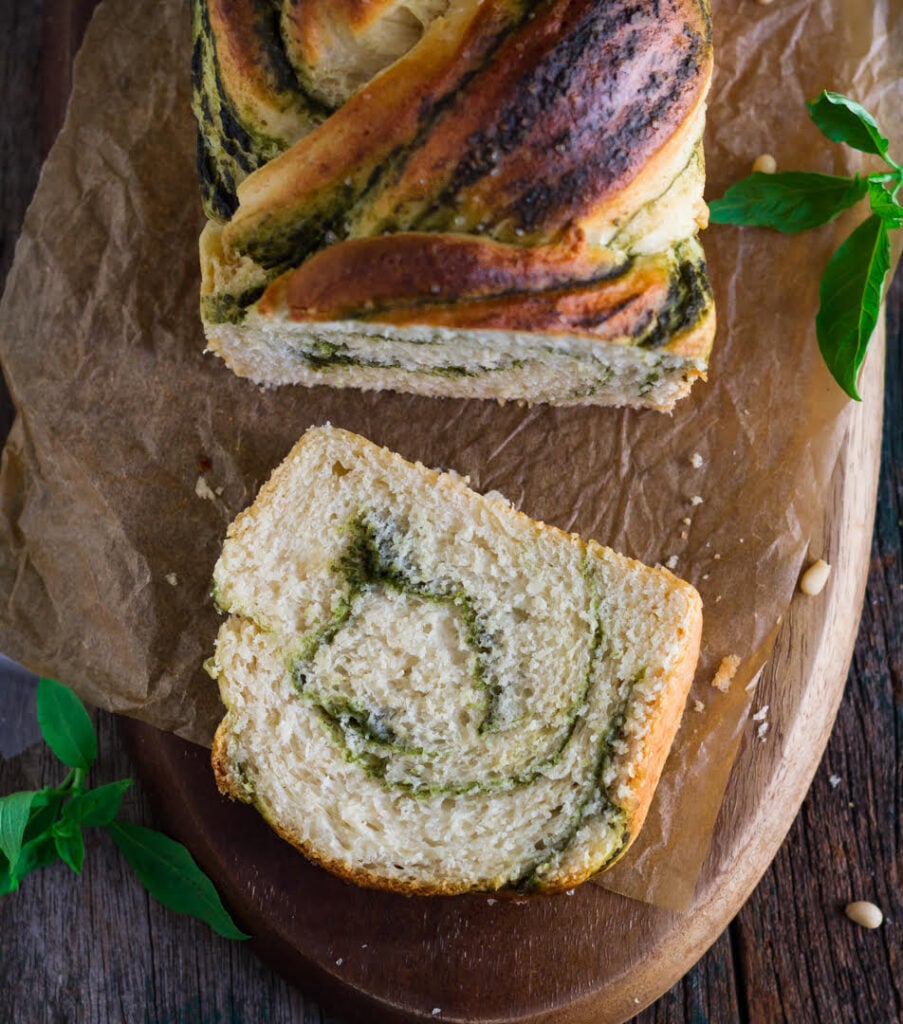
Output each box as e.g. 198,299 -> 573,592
412,0 -> 707,236
638,252 -> 712,349
201,284 -> 266,325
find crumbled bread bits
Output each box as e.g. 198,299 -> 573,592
335,958 -> 344,966
691,495 -> 704,505
486,898 -> 497,905
432,1009 -> 442,1017
690,452 -> 704,468
845,901 -> 883,929
752,704 -> 769,722
165,573 -> 179,587
680,530 -> 689,540
829,774 -> 842,789
682,517 -> 692,526
800,558 -> 831,595
566,889 -> 576,896
693,700 -> 705,712
752,153 -> 777,173
195,475 -> 217,502
756,720 -> 769,742
712,654 -> 741,692
665,555 -> 679,570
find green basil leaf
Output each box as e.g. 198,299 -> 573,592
816,214 -> 890,400
709,172 -> 867,233
0,791 -> 39,871
63,780 -> 132,828
807,91 -> 890,159
867,180 -> 903,228
36,678 -> 97,771
107,821 -> 249,940
0,854 -> 14,897
22,788 -> 64,844
52,819 -> 86,874
0,831 -> 59,896
16,833 -> 62,880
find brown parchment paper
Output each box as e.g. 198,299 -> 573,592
0,0 -> 900,911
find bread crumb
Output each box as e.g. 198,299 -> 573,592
335,958 -> 343,966
665,555 -> 679,569
215,485 -> 224,496
829,774 -> 842,789
432,1010 -> 442,1017
165,573 -> 178,587
486,898 -> 497,905
693,700 -> 705,712
756,721 -> 769,742
690,452 -> 704,468
712,655 -> 741,692
682,517 -> 691,525
195,475 -> 217,502
690,495 -> 704,505
566,888 -> 576,896
752,704 -> 769,722
361,943 -> 368,948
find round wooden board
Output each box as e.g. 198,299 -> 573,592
120,331 -> 884,1024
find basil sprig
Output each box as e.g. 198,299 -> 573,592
0,678 -> 249,941
710,90 -> 902,400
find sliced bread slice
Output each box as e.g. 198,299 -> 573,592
208,426 -> 703,893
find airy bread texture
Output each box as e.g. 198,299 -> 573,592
208,426 -> 703,893
193,0 -> 715,410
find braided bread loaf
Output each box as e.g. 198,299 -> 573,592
208,426 -> 703,893
193,0 -> 715,409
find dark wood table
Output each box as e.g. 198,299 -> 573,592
1,3 -> 900,1022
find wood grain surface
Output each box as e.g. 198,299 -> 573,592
1,2 -> 901,1022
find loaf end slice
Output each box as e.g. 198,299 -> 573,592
208,426 -> 702,893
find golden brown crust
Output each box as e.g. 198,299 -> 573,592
256,231 -> 714,357
606,574 -> 703,855
224,0 -> 712,255
258,232 -> 618,317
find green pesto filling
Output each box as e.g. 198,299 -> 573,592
515,684 -> 636,891
290,514 -> 637,860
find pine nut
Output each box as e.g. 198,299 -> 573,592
845,901 -> 883,929
752,153 -> 777,173
799,558 -> 831,595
